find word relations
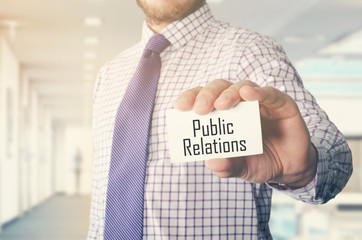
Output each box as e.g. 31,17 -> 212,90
183,118 -> 247,156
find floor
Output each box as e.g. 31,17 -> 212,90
0,195 -> 91,240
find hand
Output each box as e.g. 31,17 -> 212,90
174,79 -> 317,189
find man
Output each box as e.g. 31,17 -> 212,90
88,0 -> 352,239
74,148 -> 83,195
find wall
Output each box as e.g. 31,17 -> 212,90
0,34 -> 20,224
317,97 -> 362,137
0,34 -> 58,228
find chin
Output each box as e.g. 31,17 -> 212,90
138,0 -> 205,23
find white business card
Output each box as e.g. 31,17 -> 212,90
166,101 -> 263,164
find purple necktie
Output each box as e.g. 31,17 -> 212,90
104,34 -> 170,239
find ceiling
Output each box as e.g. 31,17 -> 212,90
0,0 -> 361,124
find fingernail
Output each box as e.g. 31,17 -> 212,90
174,97 -> 191,110
175,96 -> 190,106
215,94 -> 228,104
194,98 -> 210,109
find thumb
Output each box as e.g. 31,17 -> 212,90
239,86 -> 299,120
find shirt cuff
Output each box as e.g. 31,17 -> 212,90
267,141 -> 323,203
267,173 -> 317,202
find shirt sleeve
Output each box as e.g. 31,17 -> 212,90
238,34 -> 353,204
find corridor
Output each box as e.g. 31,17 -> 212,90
1,0 -> 362,239
0,195 -> 91,240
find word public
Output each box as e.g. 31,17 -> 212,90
183,118 -> 247,156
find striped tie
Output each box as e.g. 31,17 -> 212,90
104,34 -> 170,239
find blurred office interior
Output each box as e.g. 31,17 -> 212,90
0,0 -> 361,239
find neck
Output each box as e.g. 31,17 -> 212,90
146,18 -> 171,33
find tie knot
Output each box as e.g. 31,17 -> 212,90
144,34 -> 170,55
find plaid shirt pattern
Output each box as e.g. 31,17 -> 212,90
88,4 -> 352,240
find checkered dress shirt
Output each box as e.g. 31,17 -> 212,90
88,4 -> 352,240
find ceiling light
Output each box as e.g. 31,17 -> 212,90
84,37 -> 100,45
84,51 -> 97,59
84,17 -> 102,27
0,19 -> 20,27
83,74 -> 94,81
208,0 -> 223,3
83,82 -> 94,88
83,64 -> 95,71
0,19 -> 20,38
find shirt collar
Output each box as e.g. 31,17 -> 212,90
141,4 -> 214,51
